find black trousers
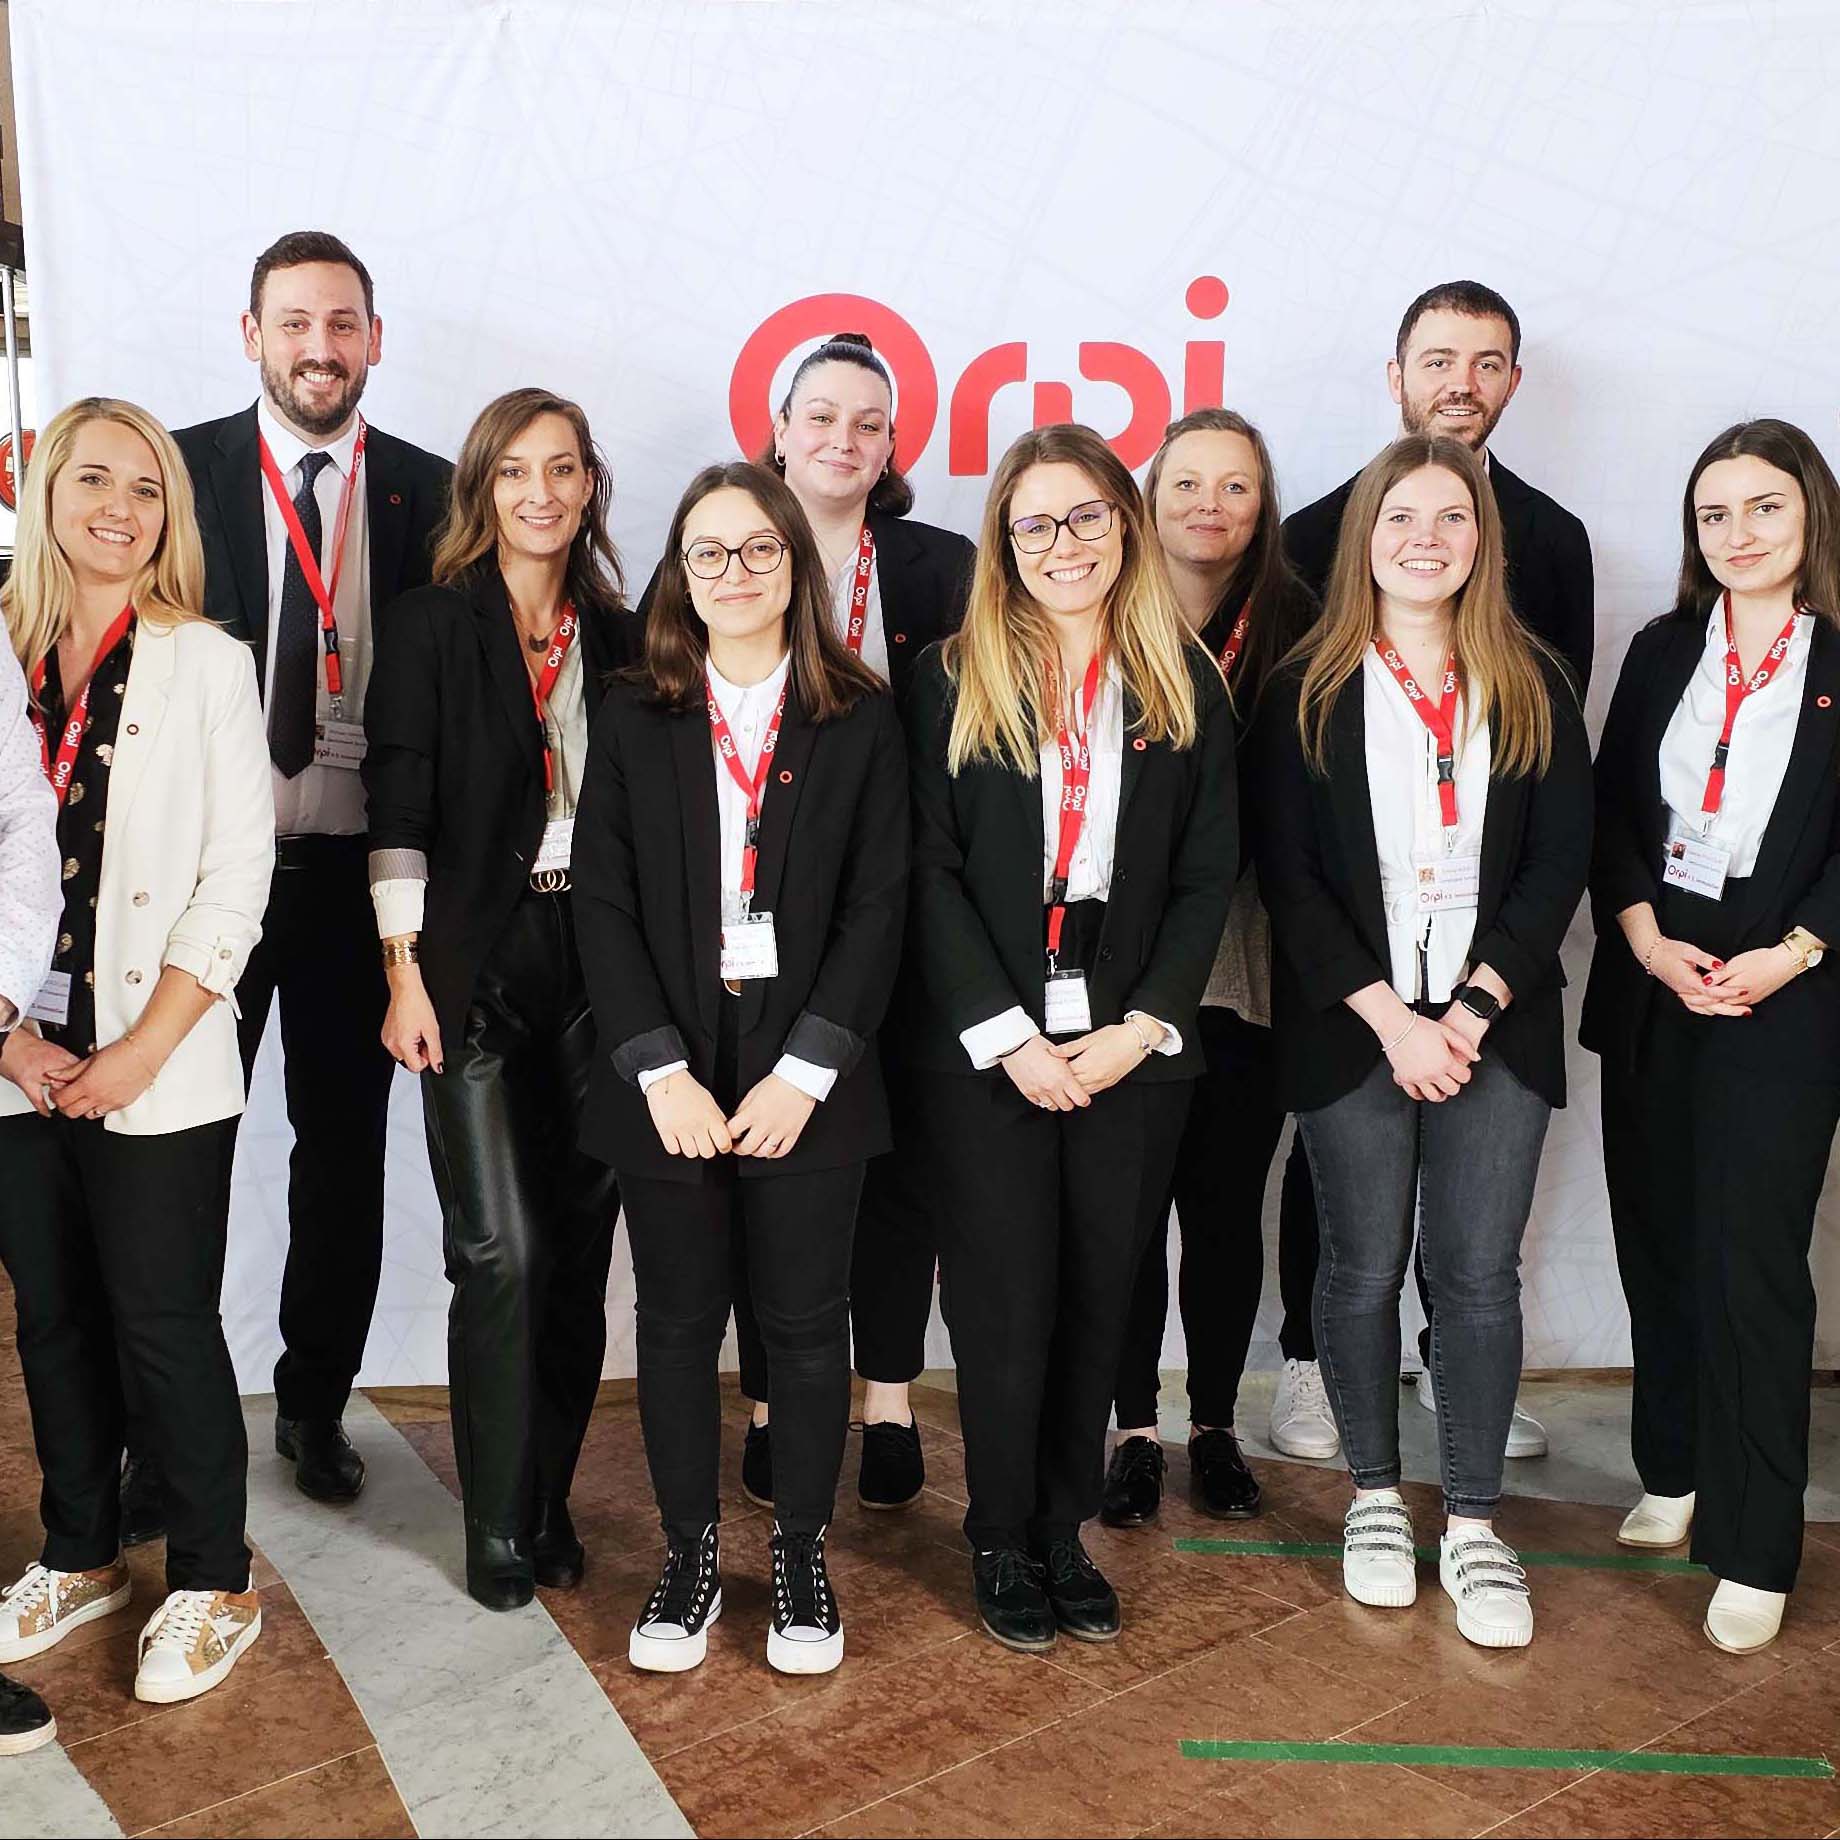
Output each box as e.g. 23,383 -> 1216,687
421,892 -> 620,1535
929,1070 -> 1190,1551
0,1113 -> 249,1591
1113,1007 -> 1314,1429
237,833 -> 396,1420
1602,994 -> 1839,1593
733,1053 -> 935,1399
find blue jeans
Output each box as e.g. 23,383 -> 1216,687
1297,1055 -> 1550,1517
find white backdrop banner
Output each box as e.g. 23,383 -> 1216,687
13,0 -> 1840,1388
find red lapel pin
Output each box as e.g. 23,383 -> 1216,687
1132,737 -> 1148,751
778,769 -> 793,783
1820,695 -> 1833,709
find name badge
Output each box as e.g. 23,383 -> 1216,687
1662,832 -> 1732,901
533,817 -> 574,876
26,970 -> 71,1028
720,911 -> 779,982
313,719 -> 367,770
1413,849 -> 1481,914
1044,969 -> 1093,1036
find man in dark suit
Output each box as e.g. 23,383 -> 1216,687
1283,279 -> 1594,696
115,232 -> 451,1528
1279,279 -> 1593,1461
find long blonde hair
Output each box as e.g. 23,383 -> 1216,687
944,423 -> 1198,775
2,397 -> 206,684
1296,435 -> 1556,778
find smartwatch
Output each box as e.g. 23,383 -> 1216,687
1452,983 -> 1501,1022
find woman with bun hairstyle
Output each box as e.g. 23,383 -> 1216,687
906,422 -> 1236,1651
1584,418 -> 1840,1654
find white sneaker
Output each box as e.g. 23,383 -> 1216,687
133,1588 -> 262,1703
1415,1376 -> 1549,1458
1704,1579 -> 1785,1654
629,1524 -> 721,1674
0,1559 -> 131,1663
1617,1491 -> 1694,1549
1440,1529 -> 1533,1648
1270,1360 -> 1340,1460
1341,1492 -> 1417,1608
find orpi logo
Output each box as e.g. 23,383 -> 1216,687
728,278 -> 1229,476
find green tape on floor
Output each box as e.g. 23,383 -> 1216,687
1180,1739 -> 1833,1779
1173,1537 -> 1704,1574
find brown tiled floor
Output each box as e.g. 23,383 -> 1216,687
372,1379 -> 1840,1839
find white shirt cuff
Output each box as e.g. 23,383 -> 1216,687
371,877 -> 426,940
636,1059 -> 690,1094
960,1005 -> 1037,1071
774,1053 -> 838,1102
1126,1010 -> 1182,1056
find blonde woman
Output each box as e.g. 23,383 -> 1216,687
0,399 -> 274,1704
1251,435 -> 1590,1650
905,423 -> 1236,1651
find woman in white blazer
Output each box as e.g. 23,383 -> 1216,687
0,399 -> 274,1709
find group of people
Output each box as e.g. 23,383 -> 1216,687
0,231 -> 1833,1754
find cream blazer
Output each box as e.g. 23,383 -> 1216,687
0,617 -> 275,1135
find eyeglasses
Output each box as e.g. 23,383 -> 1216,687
1009,500 -> 1114,555
681,535 -> 788,580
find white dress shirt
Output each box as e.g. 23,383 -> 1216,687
257,399 -> 373,838
1659,602 -> 1812,879
0,644 -> 59,1028
960,663 -> 1183,1069
831,543 -> 890,681
1363,645 -> 1492,1005
635,654 -> 835,1104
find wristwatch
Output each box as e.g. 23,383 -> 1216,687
1451,982 -> 1502,1022
1783,927 -> 1826,973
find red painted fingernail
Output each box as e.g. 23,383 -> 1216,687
1702,975 -> 1713,984
1711,960 -> 1724,968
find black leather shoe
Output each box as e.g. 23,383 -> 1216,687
1189,1427 -> 1262,1519
118,1453 -> 167,1548
275,1415 -> 366,1503
1035,1536 -> 1121,1641
971,1547 -> 1056,1652
858,1419 -> 924,1509
1100,1435 -> 1166,1528
465,1520 -> 535,1611
531,1499 -> 586,1590
741,1420 -> 773,1508
0,1671 -> 54,1756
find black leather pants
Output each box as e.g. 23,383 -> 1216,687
422,891 -> 620,1536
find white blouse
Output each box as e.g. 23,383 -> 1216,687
1658,603 -> 1812,879
1362,645 -> 1492,1006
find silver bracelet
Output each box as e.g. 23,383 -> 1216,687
1380,1013 -> 1419,1054
1641,937 -> 1662,976
1124,1013 -> 1155,1057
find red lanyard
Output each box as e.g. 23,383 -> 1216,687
1702,590 -> 1801,820
528,604 -> 578,795
257,419 -> 367,710
1046,653 -> 1104,963
30,604 -> 135,805
841,523 -> 876,654
706,667 -> 788,906
1374,638 -> 1461,831
1218,601 -> 1251,678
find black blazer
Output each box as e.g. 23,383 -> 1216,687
904,646 -> 1237,1082
1282,458 -> 1596,696
635,511 -> 974,711
361,566 -> 629,1051
572,678 -> 909,1182
173,404 -> 452,664
1580,607 -> 1840,1079
1249,657 -> 1592,1111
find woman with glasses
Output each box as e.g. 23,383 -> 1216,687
906,423 -> 1236,1651
363,388 -> 627,1611
573,460 -> 906,1676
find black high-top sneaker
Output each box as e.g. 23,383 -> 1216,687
767,1525 -> 843,1675
629,1525 -> 722,1673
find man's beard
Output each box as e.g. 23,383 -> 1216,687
262,354 -> 367,437
1400,389 -> 1504,451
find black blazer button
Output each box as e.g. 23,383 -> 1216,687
1099,946 -> 1114,962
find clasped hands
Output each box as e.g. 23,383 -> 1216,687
1000,1021 -> 1160,1111
1641,935 -> 1799,1017
646,1070 -> 815,1160
0,1029 -> 156,1119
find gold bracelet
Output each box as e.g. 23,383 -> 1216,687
120,1030 -> 160,1086
382,938 -> 420,968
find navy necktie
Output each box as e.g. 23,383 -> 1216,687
269,449 -> 334,778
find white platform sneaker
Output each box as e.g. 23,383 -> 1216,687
1270,1360 -> 1340,1460
1440,1529 -> 1533,1648
1341,1491 -> 1417,1608
1617,1491 -> 1694,1549
1704,1580 -> 1785,1655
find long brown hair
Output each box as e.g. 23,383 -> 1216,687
1142,406 -> 1304,698
1295,435 -> 1556,778
1678,418 -> 1840,624
3,397 -> 206,685
640,460 -> 881,720
943,423 -> 1199,776
430,387 -> 626,614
